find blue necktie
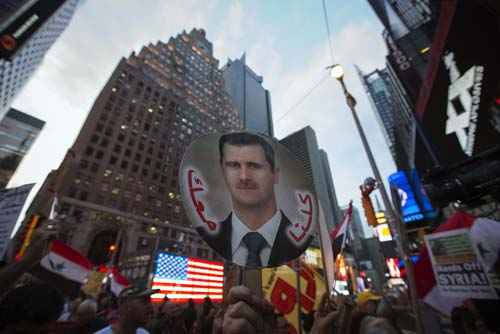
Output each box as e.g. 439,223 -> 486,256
242,232 -> 267,268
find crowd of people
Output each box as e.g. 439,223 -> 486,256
1,231 -> 499,334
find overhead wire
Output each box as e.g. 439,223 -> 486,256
275,0 -> 336,124
275,74 -> 329,124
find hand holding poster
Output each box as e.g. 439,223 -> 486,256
425,228 -> 499,300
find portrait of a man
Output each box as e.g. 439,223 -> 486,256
195,132 -> 305,268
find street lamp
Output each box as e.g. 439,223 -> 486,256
328,64 -> 424,334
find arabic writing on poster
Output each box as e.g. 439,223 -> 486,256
186,168 -> 217,232
288,191 -> 314,243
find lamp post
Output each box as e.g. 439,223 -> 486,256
328,64 -> 424,334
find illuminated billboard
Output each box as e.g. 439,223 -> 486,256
415,1 -> 500,171
388,170 -> 437,223
151,253 -> 224,303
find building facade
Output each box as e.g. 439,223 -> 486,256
0,0 -> 79,121
0,108 -> 44,188
222,54 -> 273,136
14,29 -> 241,269
279,126 -> 341,230
364,0 -> 440,170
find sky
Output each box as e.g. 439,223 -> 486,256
9,0 -> 395,229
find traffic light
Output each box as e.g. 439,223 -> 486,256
376,211 -> 386,225
361,194 -> 377,226
108,244 -> 117,252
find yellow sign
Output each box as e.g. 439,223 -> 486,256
81,271 -> 107,298
262,263 -> 326,334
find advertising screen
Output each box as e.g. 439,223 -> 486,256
415,1 -> 500,171
151,253 -> 224,303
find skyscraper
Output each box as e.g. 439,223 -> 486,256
357,67 -> 397,160
280,126 -> 341,229
0,0 -> 79,121
0,108 -> 44,188
16,28 -> 240,265
222,54 -> 273,136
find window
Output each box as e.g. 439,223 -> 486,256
120,160 -> 128,169
118,133 -> 125,141
142,169 -> 148,177
124,149 -> 131,157
132,164 -> 139,172
105,127 -> 113,136
135,153 -> 141,162
95,150 -> 104,159
90,163 -> 99,173
79,160 -> 89,169
114,144 -> 122,153
109,156 -> 118,165
100,138 -> 109,148
90,134 -> 99,143
80,191 -> 88,201
85,146 -> 94,156
145,158 -> 151,165
95,123 -> 104,132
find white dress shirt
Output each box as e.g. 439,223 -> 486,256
231,210 -> 282,267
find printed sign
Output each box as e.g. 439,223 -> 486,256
0,183 -> 34,259
180,131 -> 317,268
425,228 -> 498,299
262,263 -> 326,334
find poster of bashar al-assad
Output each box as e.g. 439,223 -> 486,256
180,131 -> 317,269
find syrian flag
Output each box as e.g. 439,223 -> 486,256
40,240 -> 93,284
109,267 -> 129,296
330,201 -> 353,259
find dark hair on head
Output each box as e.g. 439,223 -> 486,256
219,132 -> 275,171
0,283 -> 64,328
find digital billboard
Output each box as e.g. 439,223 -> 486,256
0,0 -> 68,60
389,170 -> 437,223
415,1 -> 500,172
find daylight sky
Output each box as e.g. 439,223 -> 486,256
9,0 -> 395,228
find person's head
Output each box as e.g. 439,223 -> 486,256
117,287 -> 155,328
75,299 -> 98,324
0,283 -> 64,333
188,298 -> 194,308
219,132 -> 278,211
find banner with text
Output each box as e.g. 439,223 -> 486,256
425,228 -> 498,299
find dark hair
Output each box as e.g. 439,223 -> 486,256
0,283 -> 64,329
219,132 -> 275,171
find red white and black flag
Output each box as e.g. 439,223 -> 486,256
330,201 -> 353,259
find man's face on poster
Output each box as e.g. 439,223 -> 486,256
221,144 -> 278,209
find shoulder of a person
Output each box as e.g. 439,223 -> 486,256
93,325 -> 112,334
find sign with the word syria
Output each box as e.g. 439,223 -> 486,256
425,228 -> 498,299
180,131 -> 317,268
0,183 -> 34,259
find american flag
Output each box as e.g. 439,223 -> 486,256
151,253 -> 224,303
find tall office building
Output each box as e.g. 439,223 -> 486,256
0,108 -> 44,188
0,0 -> 79,121
280,126 -> 341,229
365,0 -> 440,170
15,29 -> 240,266
357,67 -> 397,160
222,54 -> 273,136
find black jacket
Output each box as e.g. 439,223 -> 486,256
197,210 -> 309,267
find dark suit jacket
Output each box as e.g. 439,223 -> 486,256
196,210 -> 310,267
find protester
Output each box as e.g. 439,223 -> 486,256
94,286 -> 155,334
74,299 -> 107,333
0,282 -> 65,334
183,299 -> 197,333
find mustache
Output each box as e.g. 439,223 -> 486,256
235,181 -> 258,189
